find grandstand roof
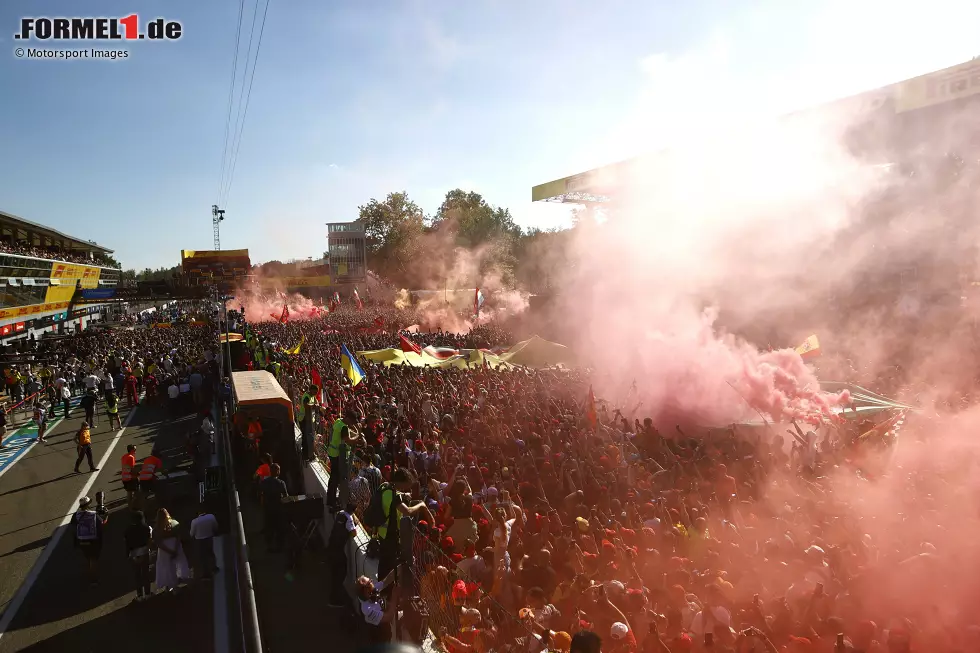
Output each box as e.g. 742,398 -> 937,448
0,209 -> 114,253
533,58 -> 980,204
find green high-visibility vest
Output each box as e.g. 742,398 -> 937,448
327,418 -> 345,458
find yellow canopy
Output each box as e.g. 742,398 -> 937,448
497,336 -> 573,367
357,348 -> 510,369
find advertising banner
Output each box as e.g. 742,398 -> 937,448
44,284 -> 77,304
181,249 -> 251,277
895,59 -> 980,113
80,288 -> 116,300
0,301 -> 70,322
258,276 -> 332,288
49,263 -> 102,289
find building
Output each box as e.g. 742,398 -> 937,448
326,221 -> 366,284
181,249 -> 251,293
0,210 -> 121,340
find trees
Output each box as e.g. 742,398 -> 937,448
120,265 -> 181,283
355,187 -> 574,291
432,189 -> 524,287
357,192 -> 427,285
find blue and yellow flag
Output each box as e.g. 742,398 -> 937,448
340,344 -> 365,387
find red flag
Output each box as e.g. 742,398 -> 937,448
311,368 -> 323,403
586,385 -> 598,429
278,303 -> 289,324
400,332 -> 422,355
373,316 -> 385,329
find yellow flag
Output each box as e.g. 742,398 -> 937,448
286,335 -> 304,356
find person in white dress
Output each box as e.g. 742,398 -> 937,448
153,508 -> 190,591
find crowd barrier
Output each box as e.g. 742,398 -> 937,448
304,454 -> 537,651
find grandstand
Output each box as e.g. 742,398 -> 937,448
532,57 -> 980,205
181,248 -> 251,294
0,209 -> 121,342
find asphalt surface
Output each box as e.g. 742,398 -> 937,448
233,449 -> 371,653
0,395 -> 215,653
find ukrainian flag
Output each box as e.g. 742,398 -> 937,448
340,344 -> 365,387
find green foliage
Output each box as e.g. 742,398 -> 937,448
356,187 -> 584,292
357,192 -> 427,284
121,265 -> 181,282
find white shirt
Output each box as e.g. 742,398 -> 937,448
190,513 -> 220,540
688,606 -> 732,638
168,384 -> 180,399
83,374 -> 100,390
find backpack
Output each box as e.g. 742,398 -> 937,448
364,483 -> 395,529
76,510 -> 98,542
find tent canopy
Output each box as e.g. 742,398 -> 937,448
498,336 -> 573,368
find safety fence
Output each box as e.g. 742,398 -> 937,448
1,382 -> 58,430
404,530 -> 539,652
217,308 -> 264,653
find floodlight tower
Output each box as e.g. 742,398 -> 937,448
212,205 -> 225,250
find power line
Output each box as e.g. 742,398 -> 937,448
220,0 -> 272,208
216,0 -> 246,206
221,0 -> 260,204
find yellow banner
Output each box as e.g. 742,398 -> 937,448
181,249 -> 250,260
50,263 -> 101,289
0,301 -> 70,321
44,284 -> 77,304
259,276 -> 332,288
895,59 -> 980,113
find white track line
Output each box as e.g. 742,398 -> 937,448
0,401 -> 141,642
0,398 -> 81,482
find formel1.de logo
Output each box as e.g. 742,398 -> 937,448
14,16 -> 182,41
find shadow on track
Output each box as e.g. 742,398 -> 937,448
0,403 -> 215,651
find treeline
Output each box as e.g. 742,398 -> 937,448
119,265 -> 181,284
358,189 -> 585,292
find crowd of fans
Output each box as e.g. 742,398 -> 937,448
236,300 -> 979,653
2,318 -> 223,595
0,239 -> 119,268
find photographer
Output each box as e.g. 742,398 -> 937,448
356,569 -> 399,644
71,494 -> 109,585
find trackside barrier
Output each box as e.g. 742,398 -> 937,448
220,406 -> 264,653
303,460 -> 378,598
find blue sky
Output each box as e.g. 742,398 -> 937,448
0,0 -> 976,270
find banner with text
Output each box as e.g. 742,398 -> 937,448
0,301 -> 71,322
49,263 -> 102,289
